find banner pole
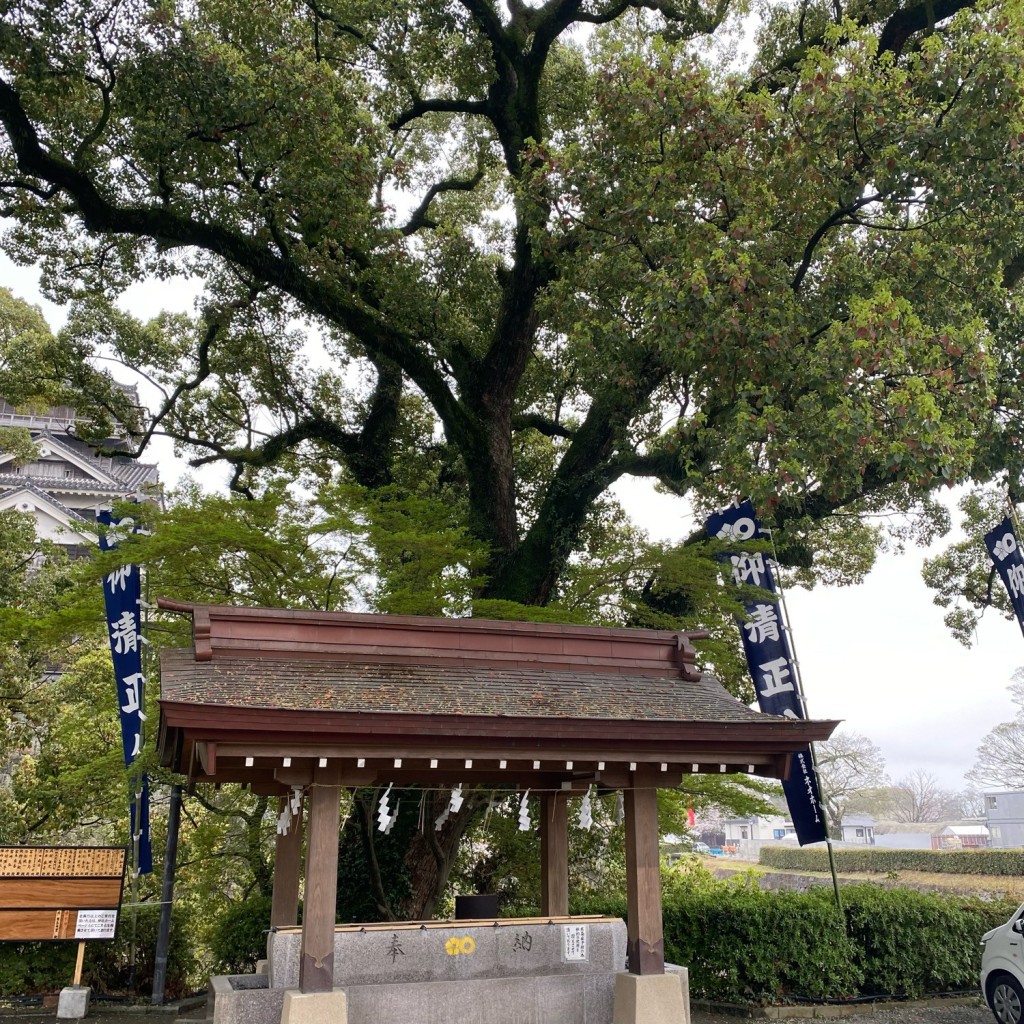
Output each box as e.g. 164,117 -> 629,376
1008,494 -> 1023,537
129,778 -> 140,995
151,783 -> 183,1005
765,530 -> 844,918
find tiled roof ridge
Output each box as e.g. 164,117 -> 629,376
0,472 -> 126,494
34,431 -> 158,491
157,599 -> 711,681
0,480 -> 90,524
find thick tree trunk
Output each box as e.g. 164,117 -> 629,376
397,794 -> 485,920
336,788 -> 487,923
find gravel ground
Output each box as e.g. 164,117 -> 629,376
0,995 -> 995,1024
692,999 -> 992,1024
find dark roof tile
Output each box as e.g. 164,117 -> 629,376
160,648 -> 775,724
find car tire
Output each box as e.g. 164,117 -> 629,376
990,973 -> 1024,1024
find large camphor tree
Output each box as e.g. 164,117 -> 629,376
4,0 -> 1024,917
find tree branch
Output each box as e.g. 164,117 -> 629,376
791,193 -> 882,291
0,77 -> 471,445
400,166 -> 485,236
748,0 -> 981,94
512,412 -> 574,438
389,97 -> 489,132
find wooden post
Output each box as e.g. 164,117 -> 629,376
299,772 -> 341,993
271,795 -> 303,928
73,942 -> 85,986
624,769 -> 664,975
540,792 -> 569,917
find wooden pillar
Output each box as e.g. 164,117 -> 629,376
299,773 -> 341,993
540,792 -> 569,917
624,769 -> 664,975
271,795 -> 303,929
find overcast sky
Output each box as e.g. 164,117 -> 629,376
611,480 -> 1024,794
4,251 -> 1022,796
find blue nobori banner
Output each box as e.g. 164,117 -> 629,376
98,510 -> 152,874
705,500 -> 827,846
984,516 -> 1024,639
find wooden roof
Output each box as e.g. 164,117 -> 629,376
155,601 -> 838,793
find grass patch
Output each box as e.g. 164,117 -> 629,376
713,855 -> 1024,899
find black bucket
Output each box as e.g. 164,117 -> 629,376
454,894 -> 498,919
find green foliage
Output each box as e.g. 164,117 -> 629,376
923,489 -> 1023,645
660,873 -> 863,1003
580,868 -> 1017,1003
760,845 -> 1024,876
0,941 -> 75,999
0,288 -> 140,441
336,790 -> 415,924
455,792 -> 628,917
99,480 -> 360,613
450,778 -> 780,918
840,886 -> 994,998
208,894 -> 275,976
4,0 -> 1023,618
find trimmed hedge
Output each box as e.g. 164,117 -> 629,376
759,845 -> 1024,876
574,872 -> 1017,1004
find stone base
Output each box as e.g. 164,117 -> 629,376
281,989 -> 348,1024
209,972 -> 616,1024
56,985 -> 90,1020
209,974 -> 281,1024
612,971 -> 688,1024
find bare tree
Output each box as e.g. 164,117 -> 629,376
957,787 -> 985,818
890,769 -> 956,822
968,668 -> 1024,790
969,721 -> 1024,789
814,732 -> 887,837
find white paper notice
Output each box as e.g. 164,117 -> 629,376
562,923 -> 588,962
75,910 -> 118,939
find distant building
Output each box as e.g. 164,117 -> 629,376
0,397 -> 159,548
984,790 -> 1024,849
839,814 -> 875,844
723,812 -> 876,857
873,819 -> 989,850
873,821 -> 935,849
933,824 -> 990,850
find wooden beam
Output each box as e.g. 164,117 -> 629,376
0,909 -> 77,941
540,793 -> 569,917
0,878 -> 121,908
203,733 -> 790,765
196,741 -> 216,776
624,768 -> 664,976
271,796 -> 303,929
161,702 -> 837,750
299,773 -> 340,993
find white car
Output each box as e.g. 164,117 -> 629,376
981,903 -> 1024,1024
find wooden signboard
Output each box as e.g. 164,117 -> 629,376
0,847 -> 128,943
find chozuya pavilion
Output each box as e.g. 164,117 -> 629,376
155,600 -> 837,1024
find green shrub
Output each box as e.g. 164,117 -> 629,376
661,875 -> 862,1003
575,866 -> 1017,1004
839,885 -> 1001,997
759,846 -> 1024,876
208,894 -> 275,975
0,941 -> 75,998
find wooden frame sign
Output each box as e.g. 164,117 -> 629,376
0,847 -> 128,942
